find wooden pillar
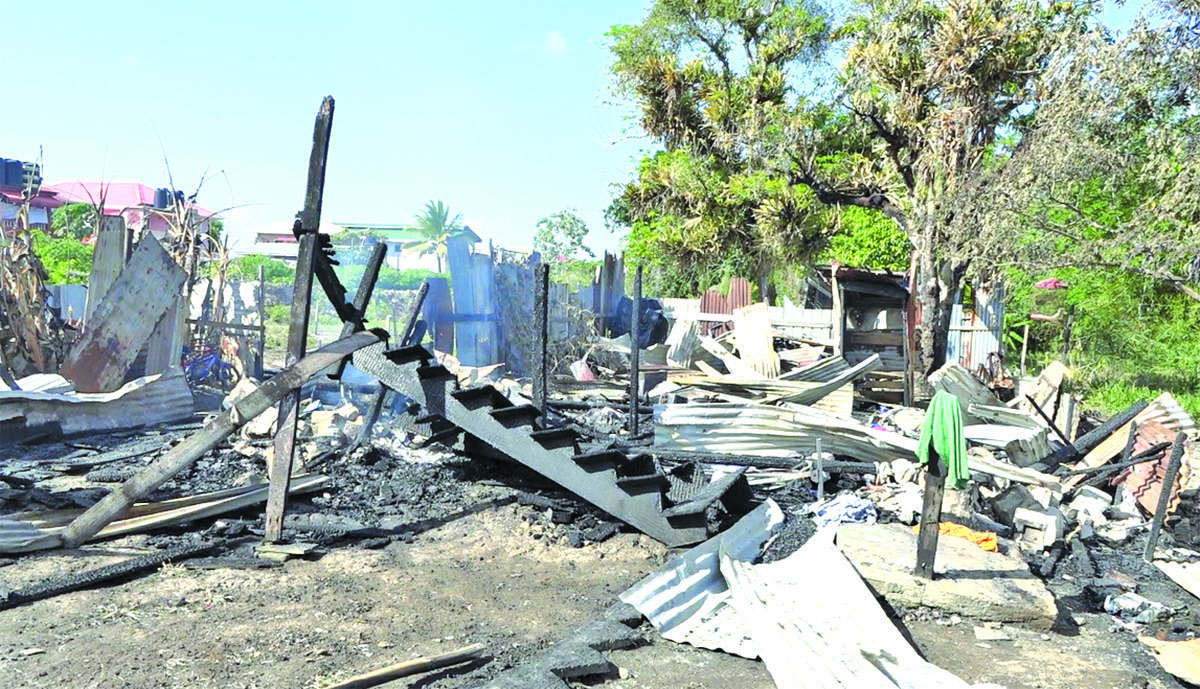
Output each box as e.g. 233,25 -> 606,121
256,264 -> 266,379
264,96 -> 335,544
914,449 -> 945,579
533,263 -> 550,416
629,265 -> 642,435
830,265 -> 844,356
331,242 -> 387,380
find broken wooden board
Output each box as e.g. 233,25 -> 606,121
837,522 -> 1058,629
698,336 -> 761,378
732,303 -> 780,379
0,475 -> 329,553
62,234 -> 187,393
1068,417 -> 1178,489
0,371 -> 193,443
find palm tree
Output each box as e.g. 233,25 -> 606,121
403,200 -> 469,272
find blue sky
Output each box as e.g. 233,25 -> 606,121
4,1 -> 649,253
4,1 -> 1139,255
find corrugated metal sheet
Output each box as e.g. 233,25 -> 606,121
619,501 -> 783,658
947,283 -> 1005,371
722,529 -> 973,689
623,499 -> 974,688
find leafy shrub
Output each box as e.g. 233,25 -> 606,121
33,231 -> 93,284
226,255 -> 296,284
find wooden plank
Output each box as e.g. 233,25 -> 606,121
83,215 -> 127,325
915,449 -> 946,579
831,269 -> 843,355
323,644 -> 485,689
1,476 -> 329,553
62,234 -> 186,393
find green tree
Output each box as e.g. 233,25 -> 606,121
50,203 -> 98,240
225,255 -> 295,284
976,1 -> 1200,302
533,209 -> 594,261
606,1 -> 834,299
33,230 -> 93,284
403,200 -> 470,272
609,0 -> 1089,389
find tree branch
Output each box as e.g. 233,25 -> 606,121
788,159 -> 909,232
849,103 -> 917,192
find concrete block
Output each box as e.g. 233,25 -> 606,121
1013,507 -> 1065,549
837,523 -> 1058,630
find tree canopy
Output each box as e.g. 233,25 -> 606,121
607,0 -> 1199,388
533,209 -> 594,261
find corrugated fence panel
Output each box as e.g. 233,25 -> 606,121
947,283 -> 1005,371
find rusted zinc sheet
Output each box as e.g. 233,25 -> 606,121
61,234 -> 186,393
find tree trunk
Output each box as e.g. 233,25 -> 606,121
911,242 -> 966,399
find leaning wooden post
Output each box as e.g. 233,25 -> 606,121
265,96 -> 335,544
331,241 -> 388,380
914,448 -> 946,579
533,263 -> 550,417
629,265 -> 643,435
61,332 -> 380,548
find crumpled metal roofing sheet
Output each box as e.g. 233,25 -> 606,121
619,500 -> 783,659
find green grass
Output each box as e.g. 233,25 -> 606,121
1081,378 -> 1200,421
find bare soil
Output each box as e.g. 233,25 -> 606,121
1,423 -> 1192,689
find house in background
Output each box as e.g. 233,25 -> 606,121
43,181 -> 218,239
332,222 -> 481,271
231,220 -> 344,261
0,157 -> 62,232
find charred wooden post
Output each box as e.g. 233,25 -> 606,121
400,281 -> 430,346
914,449 -> 946,579
256,264 -> 266,379
1145,433 -> 1188,563
265,96 -> 336,544
533,263 -> 550,416
629,265 -> 643,436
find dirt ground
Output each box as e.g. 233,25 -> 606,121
0,417 -> 1192,689
0,502 -> 1188,689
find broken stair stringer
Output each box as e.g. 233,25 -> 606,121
352,342 -> 749,547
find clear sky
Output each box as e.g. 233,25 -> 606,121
3,1 -> 1139,255
3,1 -> 649,253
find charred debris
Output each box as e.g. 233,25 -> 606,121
2,98 -> 1200,688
